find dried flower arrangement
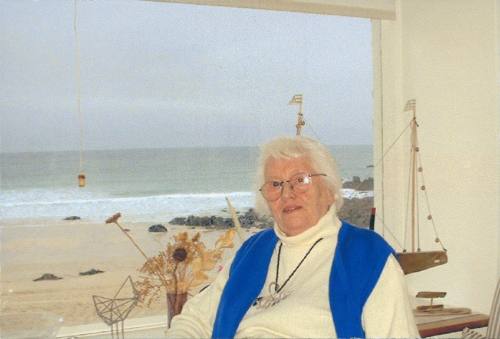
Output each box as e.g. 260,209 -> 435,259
105,211 -> 237,325
136,229 -> 235,306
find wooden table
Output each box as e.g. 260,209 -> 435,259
416,312 -> 489,337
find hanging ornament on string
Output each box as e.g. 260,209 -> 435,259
78,172 -> 86,188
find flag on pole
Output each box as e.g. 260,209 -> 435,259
289,94 -> 303,105
404,99 -> 416,111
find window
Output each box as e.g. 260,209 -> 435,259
0,1 -> 373,336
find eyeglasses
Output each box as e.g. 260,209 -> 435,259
259,173 -> 327,201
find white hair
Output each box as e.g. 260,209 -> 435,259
254,135 -> 344,216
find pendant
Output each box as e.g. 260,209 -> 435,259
252,283 -> 290,309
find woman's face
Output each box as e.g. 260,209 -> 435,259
264,156 -> 335,236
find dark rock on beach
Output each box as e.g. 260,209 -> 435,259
148,224 -> 168,232
79,268 -> 104,276
33,273 -> 62,281
64,216 -> 81,220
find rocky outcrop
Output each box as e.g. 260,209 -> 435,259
169,209 -> 273,229
342,176 -> 373,191
338,197 -> 374,227
168,198 -> 374,230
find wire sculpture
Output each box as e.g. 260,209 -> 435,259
93,276 -> 139,339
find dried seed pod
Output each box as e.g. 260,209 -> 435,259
105,212 -> 121,224
173,248 -> 188,262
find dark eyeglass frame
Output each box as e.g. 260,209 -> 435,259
259,173 -> 327,201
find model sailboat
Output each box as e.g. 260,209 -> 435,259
386,99 -> 448,274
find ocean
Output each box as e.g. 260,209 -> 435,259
0,146 -> 373,222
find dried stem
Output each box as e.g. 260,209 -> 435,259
115,220 -> 149,259
106,213 -> 170,287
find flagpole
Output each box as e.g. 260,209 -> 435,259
295,95 -> 305,136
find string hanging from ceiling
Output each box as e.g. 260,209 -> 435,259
74,0 -> 85,187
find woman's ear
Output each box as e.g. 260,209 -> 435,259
325,188 -> 336,206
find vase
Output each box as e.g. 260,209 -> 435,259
167,292 -> 188,327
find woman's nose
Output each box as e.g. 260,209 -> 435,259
281,182 -> 296,199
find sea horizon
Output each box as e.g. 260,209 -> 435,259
0,142 -> 373,155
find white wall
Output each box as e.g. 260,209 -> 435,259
496,0 -> 500,277
373,0 -> 499,314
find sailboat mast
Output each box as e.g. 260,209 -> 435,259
289,94 -> 305,136
296,102 -> 304,136
403,99 -> 418,252
408,100 -> 418,252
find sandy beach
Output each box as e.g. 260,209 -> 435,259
0,217 -> 248,338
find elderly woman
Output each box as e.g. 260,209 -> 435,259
166,136 -> 419,338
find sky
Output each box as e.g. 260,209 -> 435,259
0,0 -> 373,153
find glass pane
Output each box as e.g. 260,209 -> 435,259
0,1 -> 373,337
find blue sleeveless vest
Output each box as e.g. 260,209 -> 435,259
212,221 -> 394,339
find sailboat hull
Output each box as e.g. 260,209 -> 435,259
397,251 -> 448,275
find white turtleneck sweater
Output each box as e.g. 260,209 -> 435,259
166,209 -> 420,338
